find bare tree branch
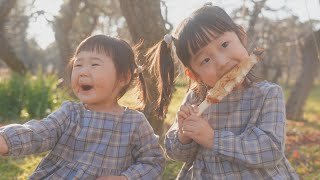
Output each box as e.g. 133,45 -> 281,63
53,0 -> 82,78
161,0 -> 173,32
247,0 -> 267,51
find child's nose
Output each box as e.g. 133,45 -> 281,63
216,54 -> 228,68
79,67 -> 90,76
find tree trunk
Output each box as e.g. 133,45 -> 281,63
53,0 -> 81,79
0,0 -> 26,75
119,0 -> 167,135
271,65 -> 282,83
247,0 -> 267,52
286,30 -> 320,121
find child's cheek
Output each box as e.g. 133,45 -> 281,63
239,46 -> 250,60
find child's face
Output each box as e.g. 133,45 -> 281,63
189,31 -> 249,87
71,51 -> 124,111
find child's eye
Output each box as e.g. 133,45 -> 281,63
74,64 -> 82,67
201,58 -> 211,65
92,64 -> 100,66
222,42 -> 229,48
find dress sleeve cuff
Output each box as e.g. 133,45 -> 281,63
0,126 -> 25,156
172,131 -> 197,150
0,130 -> 12,156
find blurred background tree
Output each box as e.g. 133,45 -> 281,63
119,0 -> 169,135
0,0 -> 27,74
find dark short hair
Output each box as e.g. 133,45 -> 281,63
68,35 -> 146,102
174,6 -> 242,68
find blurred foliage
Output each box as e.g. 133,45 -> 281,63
24,70 -> 66,119
163,160 -> 183,180
0,72 -> 70,122
0,154 -> 46,180
0,73 -> 25,120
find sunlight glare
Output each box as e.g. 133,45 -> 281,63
27,0 -> 63,49
27,0 -> 319,49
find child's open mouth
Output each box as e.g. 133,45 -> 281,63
81,85 -> 93,91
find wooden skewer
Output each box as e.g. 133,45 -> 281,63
197,50 -> 263,116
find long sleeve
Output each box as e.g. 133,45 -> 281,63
121,114 -> 165,180
213,86 -> 286,168
0,101 -> 71,156
164,120 -> 198,162
164,91 -> 199,162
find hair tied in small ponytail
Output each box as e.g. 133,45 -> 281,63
135,65 -> 144,75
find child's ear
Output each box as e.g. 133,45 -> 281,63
185,69 -> 197,81
238,26 -> 248,47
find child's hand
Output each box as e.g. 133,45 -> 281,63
0,135 -> 8,155
96,176 -> 127,180
182,115 -> 214,149
177,104 -> 198,144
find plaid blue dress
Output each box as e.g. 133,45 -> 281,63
165,81 -> 299,180
0,101 -> 165,179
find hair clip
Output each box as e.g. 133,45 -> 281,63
135,66 -> 144,74
204,2 -> 213,6
163,34 -> 173,45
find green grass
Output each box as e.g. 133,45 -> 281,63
163,160 -> 183,180
304,84 -> 320,121
0,81 -> 319,179
0,157 -> 24,179
0,154 -> 45,180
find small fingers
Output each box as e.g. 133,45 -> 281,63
179,104 -> 191,113
181,124 -> 194,134
181,125 -> 198,138
177,111 -> 189,121
183,114 -> 203,123
180,104 -> 196,115
191,104 -> 199,114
